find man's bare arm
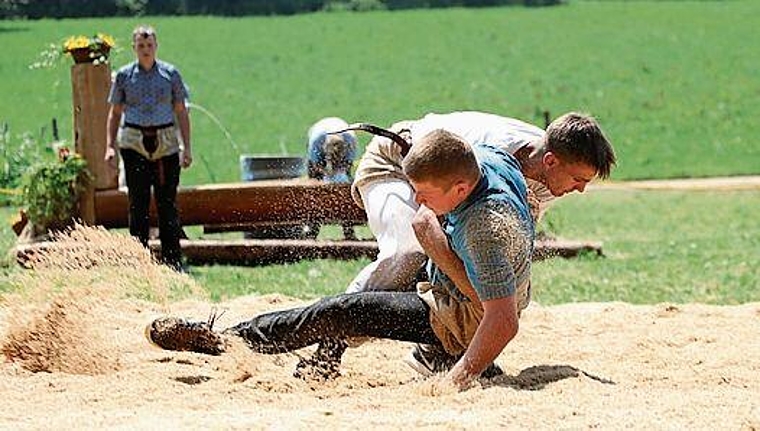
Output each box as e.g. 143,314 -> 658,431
446,295 -> 519,389
105,104 -> 123,169
174,101 -> 192,168
411,204 -> 480,305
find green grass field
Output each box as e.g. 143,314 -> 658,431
1,2 -> 758,304
7,189 -> 755,305
1,190 -> 759,304
188,189 -> 760,305
1,1 -> 758,184
532,189 -> 759,305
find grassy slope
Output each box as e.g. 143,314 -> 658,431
532,189 -> 759,305
1,176 -> 757,305
0,3 -> 758,303
185,189 -> 760,305
0,1 -> 758,183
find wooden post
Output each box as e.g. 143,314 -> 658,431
71,63 -> 118,224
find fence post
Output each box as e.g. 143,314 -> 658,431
70,63 -> 118,224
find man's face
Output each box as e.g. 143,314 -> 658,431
409,179 -> 468,216
132,34 -> 157,63
542,152 -> 597,197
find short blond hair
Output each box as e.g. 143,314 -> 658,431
402,129 -> 480,188
132,25 -> 157,43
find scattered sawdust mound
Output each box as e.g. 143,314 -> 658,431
1,284 -> 119,374
2,296 -> 758,429
1,225 -> 759,428
1,225 -> 203,374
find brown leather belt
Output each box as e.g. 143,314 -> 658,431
124,122 -> 174,132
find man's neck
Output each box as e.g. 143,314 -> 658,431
513,141 -> 545,184
138,59 -> 156,71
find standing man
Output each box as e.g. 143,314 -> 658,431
147,129 -> 534,390
346,111 -> 616,294
105,25 -> 192,271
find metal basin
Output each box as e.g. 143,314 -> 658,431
240,155 -> 306,181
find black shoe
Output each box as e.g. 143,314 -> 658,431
480,362 -> 505,379
145,317 -> 226,355
404,343 -> 458,376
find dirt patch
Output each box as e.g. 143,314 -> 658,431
591,175 -> 760,191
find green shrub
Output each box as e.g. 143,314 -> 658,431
0,128 -> 47,206
2,0 -> 561,18
19,151 -> 91,231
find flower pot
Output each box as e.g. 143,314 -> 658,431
69,44 -> 110,64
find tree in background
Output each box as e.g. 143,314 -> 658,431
1,0 -> 560,19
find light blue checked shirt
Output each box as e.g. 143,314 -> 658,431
428,144 -> 534,303
108,60 -> 189,127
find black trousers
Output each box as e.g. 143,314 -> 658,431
226,291 -> 442,361
121,149 -> 182,268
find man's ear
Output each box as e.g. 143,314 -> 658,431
453,180 -> 471,200
543,151 -> 560,168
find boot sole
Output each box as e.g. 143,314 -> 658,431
403,350 -> 435,377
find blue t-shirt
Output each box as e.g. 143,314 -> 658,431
108,60 -> 189,127
429,143 -> 534,302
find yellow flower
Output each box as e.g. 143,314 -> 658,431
97,33 -> 116,49
63,35 -> 91,52
62,33 -> 116,53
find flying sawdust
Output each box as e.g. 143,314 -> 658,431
1,225 -> 203,374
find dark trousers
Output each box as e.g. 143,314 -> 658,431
226,291 -> 442,362
121,149 -> 183,268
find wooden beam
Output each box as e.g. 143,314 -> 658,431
13,238 -> 378,268
532,238 -> 603,261
201,221 -> 361,235
71,63 -> 116,225
156,238 -> 378,266
15,237 -> 602,268
94,179 -> 367,228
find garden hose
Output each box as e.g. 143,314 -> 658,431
329,123 -> 411,157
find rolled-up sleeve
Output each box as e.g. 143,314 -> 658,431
170,69 -> 189,103
455,201 -> 533,302
108,72 -> 126,105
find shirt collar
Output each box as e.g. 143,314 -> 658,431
131,60 -> 172,80
131,60 -> 150,73
448,171 -> 487,218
